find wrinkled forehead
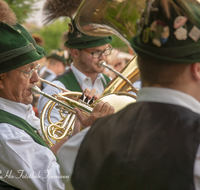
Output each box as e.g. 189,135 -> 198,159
18,61 -> 38,70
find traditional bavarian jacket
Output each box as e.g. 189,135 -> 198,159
0,98 -> 65,190
57,87 -> 200,190
37,63 -> 111,124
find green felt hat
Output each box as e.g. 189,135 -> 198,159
13,23 -> 44,53
64,20 -> 113,49
47,49 -> 67,65
0,23 -> 43,74
131,0 -> 200,63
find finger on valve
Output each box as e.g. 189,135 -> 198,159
79,88 -> 100,104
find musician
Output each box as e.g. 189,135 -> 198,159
0,2 -> 112,189
0,3 -> 66,189
40,49 -> 67,89
57,0 -> 200,189
37,20 -> 113,123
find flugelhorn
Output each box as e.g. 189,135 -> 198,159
33,72 -> 137,146
32,86 -> 92,115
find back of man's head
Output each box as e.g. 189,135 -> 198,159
46,49 -> 67,75
137,56 -> 188,87
47,49 -> 67,66
131,0 -> 200,87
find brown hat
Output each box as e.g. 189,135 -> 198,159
31,34 -> 45,47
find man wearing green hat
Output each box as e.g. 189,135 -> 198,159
0,0 -> 70,189
57,0 -> 200,189
38,20 -> 113,124
0,1 -> 115,189
40,49 -> 67,89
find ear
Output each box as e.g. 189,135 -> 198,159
70,49 -> 79,58
190,62 -> 200,81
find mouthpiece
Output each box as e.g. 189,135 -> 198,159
31,86 -> 41,94
98,61 -> 106,67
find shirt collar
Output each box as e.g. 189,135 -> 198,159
45,68 -> 56,75
71,63 -> 105,86
0,97 -> 33,120
137,87 -> 200,114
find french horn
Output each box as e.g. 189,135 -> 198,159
36,0 -> 144,146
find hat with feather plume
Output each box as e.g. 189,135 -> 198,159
0,0 -> 43,74
42,0 -> 112,49
131,0 -> 200,63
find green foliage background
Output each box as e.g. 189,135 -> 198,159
5,0 -> 39,23
37,19 -> 70,54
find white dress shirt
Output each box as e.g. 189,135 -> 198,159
37,63 -> 108,129
57,87 -> 200,190
0,97 -> 65,190
38,65 -> 47,77
71,63 -> 106,94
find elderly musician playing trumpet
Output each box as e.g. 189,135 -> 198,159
0,1 -> 114,189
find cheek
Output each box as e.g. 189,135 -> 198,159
81,53 -> 94,63
82,55 -> 90,63
18,79 -> 30,94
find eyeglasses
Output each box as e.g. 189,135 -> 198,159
82,46 -> 113,58
18,63 -> 40,78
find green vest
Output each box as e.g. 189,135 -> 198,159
56,69 -> 111,91
0,109 -> 57,189
0,109 -> 55,156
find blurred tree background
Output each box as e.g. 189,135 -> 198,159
36,19 -> 70,54
5,0 -> 40,23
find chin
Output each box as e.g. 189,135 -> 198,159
23,96 -> 33,105
96,67 -> 105,73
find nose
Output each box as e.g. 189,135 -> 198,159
30,70 -> 39,83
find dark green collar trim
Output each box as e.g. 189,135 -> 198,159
0,109 -> 57,160
56,69 -> 110,91
102,74 -> 111,88
56,69 -> 83,92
